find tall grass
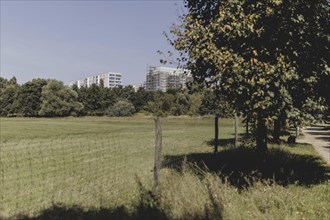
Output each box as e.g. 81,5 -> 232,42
158,168 -> 330,220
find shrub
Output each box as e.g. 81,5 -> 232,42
107,100 -> 135,117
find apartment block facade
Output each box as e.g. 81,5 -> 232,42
70,72 -> 122,88
145,66 -> 191,92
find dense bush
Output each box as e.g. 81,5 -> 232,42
107,100 -> 136,116
39,80 -> 83,117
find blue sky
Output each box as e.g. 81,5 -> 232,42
0,0 -> 184,85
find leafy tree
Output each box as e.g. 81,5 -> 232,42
18,78 -> 48,117
102,87 -> 116,112
76,86 -> 90,115
169,94 -> 185,115
270,0 -> 329,140
145,92 -> 168,117
110,85 -> 135,101
0,77 -> 9,90
0,77 -> 20,116
130,87 -> 154,112
170,0 -> 329,151
85,84 -> 104,115
39,80 -> 83,117
188,92 -> 203,116
121,85 -> 136,100
8,76 -> 17,85
199,89 -> 233,117
76,84 -> 110,115
107,100 -> 135,117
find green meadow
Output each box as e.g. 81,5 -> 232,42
0,117 -> 329,220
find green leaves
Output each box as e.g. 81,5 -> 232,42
168,0 -> 329,147
107,100 -> 135,117
39,80 -> 83,117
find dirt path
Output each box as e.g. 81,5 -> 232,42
297,126 -> 330,165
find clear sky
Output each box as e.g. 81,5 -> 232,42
0,0 -> 184,85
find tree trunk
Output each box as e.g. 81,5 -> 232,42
214,115 -> 219,153
295,126 -> 300,138
154,117 -> 162,191
256,117 -> 267,153
245,116 -> 249,135
273,118 -> 281,143
234,112 -> 238,148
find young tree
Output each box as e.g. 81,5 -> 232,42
170,0 -> 329,152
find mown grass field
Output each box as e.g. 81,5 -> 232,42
0,116 -> 329,220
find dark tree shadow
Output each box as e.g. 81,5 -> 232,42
162,147 -> 330,189
314,136 -> 330,142
206,133 -> 255,148
14,201 -> 168,220
305,131 -> 330,136
13,200 -> 220,220
304,130 -> 330,142
206,138 -> 235,148
307,125 -> 330,131
12,177 -> 222,220
206,136 -> 302,149
14,178 -> 169,220
15,205 -> 132,220
305,127 -> 330,143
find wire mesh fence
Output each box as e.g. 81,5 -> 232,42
0,117 -> 216,219
0,133 -> 152,218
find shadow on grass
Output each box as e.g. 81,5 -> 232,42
163,146 -> 330,189
308,125 -> 330,131
14,203 -> 220,220
305,126 -> 330,144
15,205 -> 135,220
305,130 -> 330,142
206,138 -> 236,147
305,131 -> 330,136
314,136 -> 330,142
15,200 -> 168,220
15,178 -> 167,220
14,177 -> 221,220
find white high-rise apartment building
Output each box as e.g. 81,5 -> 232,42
145,66 -> 192,92
70,72 -> 122,88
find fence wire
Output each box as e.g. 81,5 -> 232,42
0,117 -> 215,219
0,134 -> 141,218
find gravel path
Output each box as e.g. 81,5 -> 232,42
297,126 -> 330,166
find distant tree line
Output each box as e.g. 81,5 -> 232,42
0,76 -> 233,117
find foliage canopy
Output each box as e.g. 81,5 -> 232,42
169,0 -> 329,150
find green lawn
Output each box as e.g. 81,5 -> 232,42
0,116 -> 329,220
0,116 -> 235,218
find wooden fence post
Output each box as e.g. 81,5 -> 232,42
214,115 -> 219,153
234,111 -> 238,148
154,117 -> 162,191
